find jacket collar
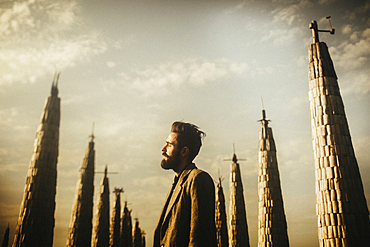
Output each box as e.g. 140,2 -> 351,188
177,163 -> 196,185
163,163 -> 197,224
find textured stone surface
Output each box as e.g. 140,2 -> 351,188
258,110 -> 289,247
308,42 -> 370,246
228,154 -> 250,247
66,135 -> 95,247
215,177 -> 228,247
12,81 -> 60,247
92,167 -> 110,247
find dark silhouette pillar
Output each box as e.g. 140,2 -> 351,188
120,201 -> 132,247
133,219 -> 142,247
66,131 -> 95,247
2,224 -> 9,247
92,166 -> 110,247
215,177 -> 228,247
142,231 -> 146,247
110,188 -> 123,247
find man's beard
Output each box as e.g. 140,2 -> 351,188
161,150 -> 181,170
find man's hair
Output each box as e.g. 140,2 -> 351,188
171,121 -> 206,162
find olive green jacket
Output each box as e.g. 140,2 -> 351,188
153,163 -> 217,247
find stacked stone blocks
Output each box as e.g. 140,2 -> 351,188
229,155 -> 250,247
12,84 -> 60,247
215,178 -> 228,247
309,42 -> 370,247
258,114 -> 289,247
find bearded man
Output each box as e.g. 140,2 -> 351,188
153,121 -> 217,247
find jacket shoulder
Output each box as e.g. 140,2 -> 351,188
187,167 -> 213,184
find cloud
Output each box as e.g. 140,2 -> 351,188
271,5 -> 299,25
114,58 -> 276,97
0,0 -> 107,85
318,0 -> 336,4
261,27 -> 301,45
350,31 -> 360,42
224,2 -> 247,14
330,28 -> 370,70
107,61 -> 116,68
229,62 -> 249,74
343,1 -> 370,23
271,0 -> 312,26
339,67 -> 370,96
327,28 -> 370,95
342,24 -> 352,35
0,108 -> 18,125
125,59 -> 230,96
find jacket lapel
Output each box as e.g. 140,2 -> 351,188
162,163 -> 196,225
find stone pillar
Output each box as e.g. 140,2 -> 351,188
66,134 -> 95,247
142,232 -> 146,247
133,219 -> 142,247
258,109 -> 289,247
92,166 -> 110,247
120,201 -> 132,247
110,188 -> 123,247
228,153 -> 250,247
12,76 -> 61,247
215,177 -> 228,247
308,40 -> 370,246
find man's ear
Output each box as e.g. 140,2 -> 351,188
181,146 -> 189,158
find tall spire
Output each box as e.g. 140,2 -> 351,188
120,201 -> 133,247
92,165 -> 110,247
133,218 -> 143,247
227,147 -> 250,247
66,128 -> 96,247
110,187 -> 124,247
12,75 -> 61,247
308,21 -> 370,246
257,109 -> 289,247
215,176 -> 228,247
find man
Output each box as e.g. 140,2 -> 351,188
153,121 -> 217,247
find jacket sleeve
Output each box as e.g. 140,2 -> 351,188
189,172 -> 217,247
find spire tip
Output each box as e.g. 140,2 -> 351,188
51,71 -> 60,96
89,122 -> 95,141
258,100 -> 270,125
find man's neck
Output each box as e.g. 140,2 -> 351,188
174,161 -> 191,176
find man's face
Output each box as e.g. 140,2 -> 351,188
161,132 -> 182,170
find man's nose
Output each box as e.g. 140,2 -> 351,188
161,145 -> 166,152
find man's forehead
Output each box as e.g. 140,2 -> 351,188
166,132 -> 179,143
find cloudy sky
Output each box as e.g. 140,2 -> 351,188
1,0 -> 369,246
